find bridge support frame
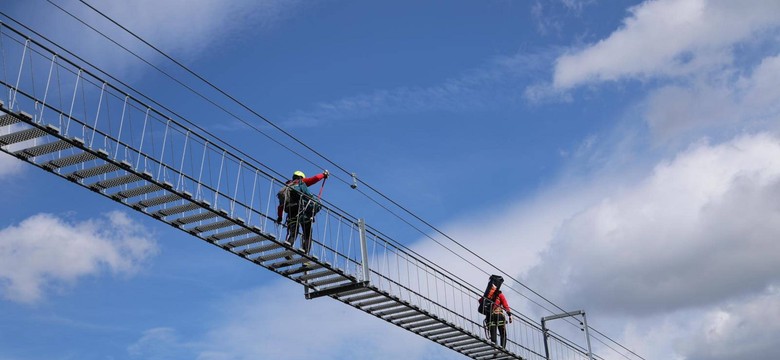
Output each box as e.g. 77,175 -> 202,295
541,310 -> 593,360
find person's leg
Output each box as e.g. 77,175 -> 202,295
488,314 -> 498,344
499,324 -> 507,348
301,218 -> 313,254
285,217 -> 299,246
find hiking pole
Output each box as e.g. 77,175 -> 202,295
317,176 -> 328,200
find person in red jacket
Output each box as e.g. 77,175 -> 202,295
485,286 -> 512,348
276,170 -> 328,256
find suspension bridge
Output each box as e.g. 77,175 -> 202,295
0,19 -> 626,360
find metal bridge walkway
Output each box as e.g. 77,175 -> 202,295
0,20 -> 596,360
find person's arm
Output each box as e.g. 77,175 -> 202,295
499,293 -> 512,322
303,171 -> 328,186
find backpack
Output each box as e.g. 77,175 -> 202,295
477,275 -> 504,315
477,297 -> 493,315
278,180 -> 322,218
278,180 -> 303,213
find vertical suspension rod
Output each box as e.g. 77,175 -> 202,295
156,119 -> 171,181
89,82 -> 106,147
10,38 -> 29,110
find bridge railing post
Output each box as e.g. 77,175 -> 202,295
358,218 -> 370,283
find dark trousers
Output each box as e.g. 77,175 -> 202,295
285,215 -> 313,254
487,313 -> 507,348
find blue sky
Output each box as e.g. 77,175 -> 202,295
2,0 -> 780,359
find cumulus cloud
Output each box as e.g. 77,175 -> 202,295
87,0 -> 304,58
400,132 -> 780,359
12,0 -> 306,77
681,286 -> 780,360
0,211 -> 158,304
553,0 -> 780,89
525,133 -> 780,315
644,53 -> 780,142
195,285 -> 446,360
125,283 -> 449,360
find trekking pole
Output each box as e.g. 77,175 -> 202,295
317,177 -> 327,200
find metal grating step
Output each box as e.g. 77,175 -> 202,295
307,275 -> 349,288
44,151 -> 96,170
191,219 -> 236,233
475,351 -> 512,360
396,315 -> 432,326
0,113 -> 20,127
208,227 -> 253,241
14,139 -> 73,159
470,348 -> 503,358
333,287 -> 373,299
67,162 -> 119,181
365,302 -> 407,313
456,343 -> 492,353
135,193 -> 182,208
471,347 -> 506,356
407,319 -> 440,330
153,202 -> 201,217
355,297 -> 394,308
90,173 -> 142,191
256,250 -> 294,263
295,269 -> 337,282
463,347 -> 495,356
281,262 -> 325,276
413,323 -> 448,334
375,306 -> 417,317
440,334 -> 473,345
172,211 -> 219,226
0,127 -> 48,146
383,310 -> 422,322
424,328 -> 461,338
307,280 -> 369,299
224,235 -> 265,248
342,291 -> 383,303
267,256 -> 308,269
241,241 -> 283,255
113,183 -> 162,200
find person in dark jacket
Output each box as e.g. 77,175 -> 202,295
276,170 -> 327,255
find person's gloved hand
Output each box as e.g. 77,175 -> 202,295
276,216 -> 283,225
323,170 -> 329,178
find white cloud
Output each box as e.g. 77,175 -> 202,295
0,211 -> 158,304
90,0 -> 304,58
644,53 -> 780,143
15,0 -> 306,77
553,0 -> 780,89
194,284 -> 447,360
126,283 -> 451,360
525,133 -> 780,315
531,0 -> 594,36
680,286 -> 780,360
400,132 -> 780,359
0,152 -> 23,179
